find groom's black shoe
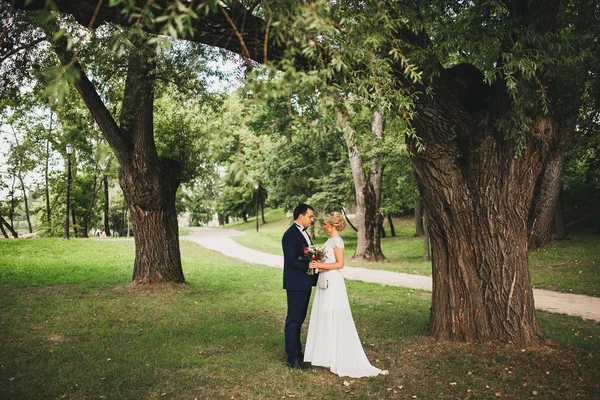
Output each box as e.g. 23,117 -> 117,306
287,360 -> 311,370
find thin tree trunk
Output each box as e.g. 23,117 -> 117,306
339,107 -> 386,262
10,174 -> 16,229
71,206 -> 77,237
218,213 -> 225,226
0,222 -> 7,238
17,175 -> 32,233
528,151 -> 565,250
380,215 -> 386,238
103,175 -> 111,237
341,208 -> 358,232
45,113 -> 53,229
387,214 -> 396,237
423,210 -> 430,261
555,190 -> 567,239
261,200 -> 266,224
82,175 -> 102,238
415,196 -> 424,237
408,76 -> 549,342
51,29 -> 184,283
0,215 -> 18,238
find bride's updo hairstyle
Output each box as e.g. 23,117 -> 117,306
324,212 -> 346,232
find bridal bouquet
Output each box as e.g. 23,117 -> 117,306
298,245 -> 325,275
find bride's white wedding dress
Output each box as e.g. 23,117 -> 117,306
303,235 -> 386,378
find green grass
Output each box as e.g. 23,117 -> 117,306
227,209 -> 600,296
1,238 -> 599,399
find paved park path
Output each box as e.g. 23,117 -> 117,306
182,227 -> 600,322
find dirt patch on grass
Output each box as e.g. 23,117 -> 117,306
47,333 -> 66,344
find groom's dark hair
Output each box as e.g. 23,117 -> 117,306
293,203 -> 314,220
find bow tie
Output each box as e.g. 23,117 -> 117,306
296,224 -> 308,232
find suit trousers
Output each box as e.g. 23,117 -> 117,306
285,289 -> 312,363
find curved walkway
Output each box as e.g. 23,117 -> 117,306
182,227 -> 600,322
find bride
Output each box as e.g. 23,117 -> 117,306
304,212 -> 387,378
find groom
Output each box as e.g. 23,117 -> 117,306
282,203 -> 318,370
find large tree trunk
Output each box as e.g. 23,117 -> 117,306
51,29 -> 184,283
103,175 -> 111,237
339,108 -> 386,262
528,151 -> 565,249
408,74 -> 549,343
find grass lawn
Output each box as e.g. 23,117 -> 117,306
1,238 -> 599,399
227,209 -> 600,297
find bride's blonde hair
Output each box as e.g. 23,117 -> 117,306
323,212 -> 346,231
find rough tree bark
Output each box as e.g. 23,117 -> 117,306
339,108 -> 386,262
51,30 -> 184,283
528,151 -> 565,250
408,68 -> 550,342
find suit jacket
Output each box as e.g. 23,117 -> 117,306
282,224 -> 318,290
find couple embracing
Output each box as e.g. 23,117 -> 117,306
282,203 -> 387,378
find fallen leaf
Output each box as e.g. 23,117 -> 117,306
450,382 -> 457,386
532,391 -> 538,395
375,359 -> 380,363
343,381 -> 350,386
495,392 -> 502,397
9,377 -> 15,381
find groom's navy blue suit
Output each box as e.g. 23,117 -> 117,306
282,223 -> 318,364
